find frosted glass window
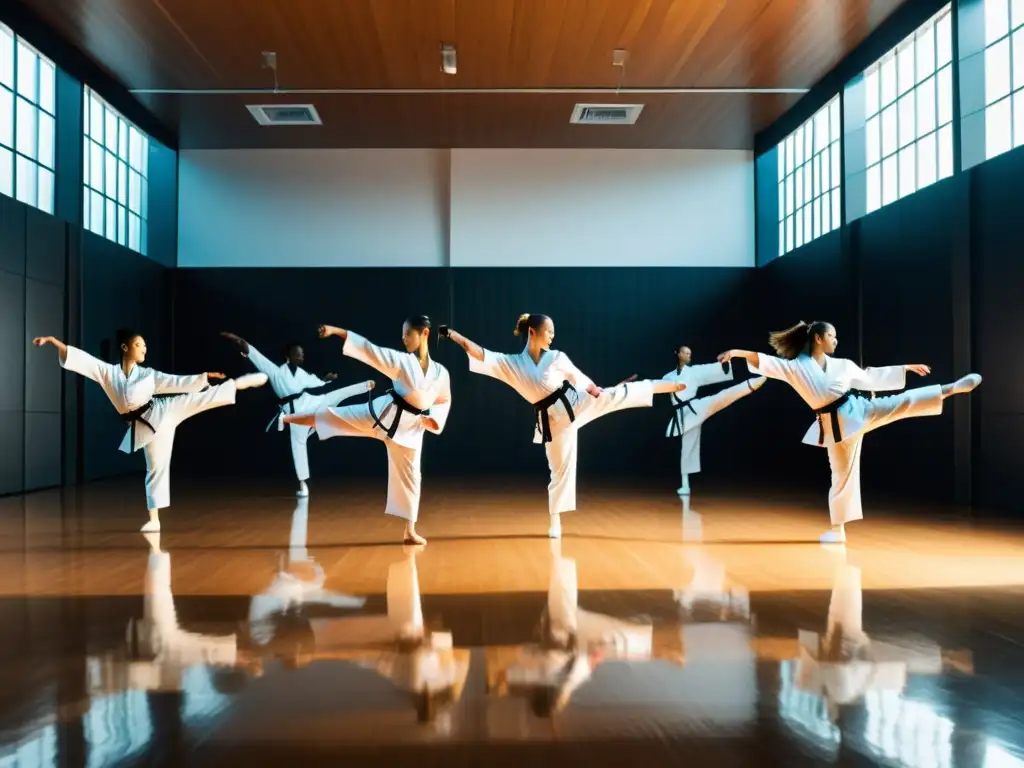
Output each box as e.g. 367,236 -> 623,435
938,124 -> 953,178
83,86 -> 150,254
986,38 -> 1012,104
918,131 -> 938,187
988,0 -> 1011,44
986,97 -> 1013,158
899,145 -> 916,198
917,76 -> 937,135
774,96 -> 840,254
0,24 -> 56,213
882,155 -> 899,205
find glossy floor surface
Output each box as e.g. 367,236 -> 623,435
2,476 -> 1024,766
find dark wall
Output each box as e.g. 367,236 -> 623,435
972,146 -> 1024,513
79,233 -> 172,482
0,196 -> 68,495
169,267 -> 755,483
856,177 -> 969,502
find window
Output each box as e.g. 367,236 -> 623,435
83,87 -> 148,255
0,22 -> 56,213
862,6 -> 953,214
776,96 -> 842,256
982,0 -> 1024,159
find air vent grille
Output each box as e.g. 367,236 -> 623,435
570,103 -> 644,125
246,104 -> 323,126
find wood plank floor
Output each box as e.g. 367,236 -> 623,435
0,476 -> 1023,766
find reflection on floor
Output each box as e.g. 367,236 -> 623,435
0,477 -> 1023,766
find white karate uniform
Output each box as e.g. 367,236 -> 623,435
750,353 -> 943,525
313,332 -> 451,522
245,345 -> 371,482
468,347 -> 654,515
663,361 -> 760,477
59,345 -> 237,509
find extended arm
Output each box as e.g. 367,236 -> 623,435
320,324 -> 402,380
441,327 -> 485,362
851,363 -> 926,391
717,349 -> 761,370
32,335 -> 69,364
34,336 -> 113,386
151,369 -> 211,394
691,360 -> 734,387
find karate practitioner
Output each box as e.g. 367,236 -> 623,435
33,331 -> 267,532
661,344 -> 766,496
281,316 -> 451,546
220,332 -> 374,497
441,313 -> 687,539
718,321 -> 981,543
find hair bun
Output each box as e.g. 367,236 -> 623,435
513,313 -> 530,336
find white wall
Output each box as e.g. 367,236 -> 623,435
450,149 -> 753,267
177,148 -> 753,268
177,149 -> 448,267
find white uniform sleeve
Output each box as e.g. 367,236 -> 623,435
60,345 -> 116,386
425,370 -> 452,435
850,364 -> 906,392
343,331 -> 404,380
747,353 -> 800,384
468,348 -> 520,386
246,345 -> 282,379
691,360 -> 734,387
151,368 -> 209,394
558,354 -> 595,392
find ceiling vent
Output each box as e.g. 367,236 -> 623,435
570,103 -> 643,125
246,104 -> 323,126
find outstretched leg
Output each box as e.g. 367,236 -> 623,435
676,377 -> 766,494
820,373 -> 981,543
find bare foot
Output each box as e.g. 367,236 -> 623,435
404,528 -> 427,546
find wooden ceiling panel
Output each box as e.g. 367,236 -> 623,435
22,0 -> 911,89
137,91 -> 803,150
16,0 -> 913,148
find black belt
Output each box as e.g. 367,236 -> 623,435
668,394 -> 696,438
812,390 -> 874,444
533,380 -> 577,444
123,401 -> 155,450
369,389 -> 430,440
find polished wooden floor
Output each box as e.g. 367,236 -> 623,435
1,475 -> 1024,766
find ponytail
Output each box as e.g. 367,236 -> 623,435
513,313 -> 550,338
768,320 -> 831,359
